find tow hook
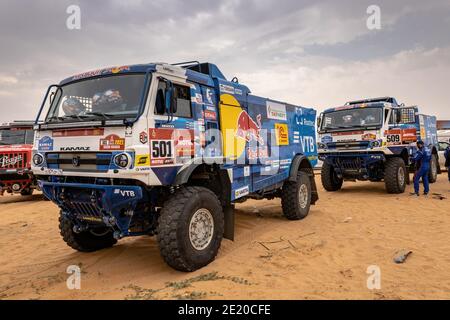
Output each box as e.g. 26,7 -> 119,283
103,215 -> 116,227
113,231 -> 123,240
73,225 -> 88,234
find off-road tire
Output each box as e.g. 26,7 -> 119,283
157,186 -> 224,272
59,212 -> 117,252
281,171 -> 312,220
321,162 -> 343,191
429,154 -> 438,183
384,157 -> 407,194
20,188 -> 33,196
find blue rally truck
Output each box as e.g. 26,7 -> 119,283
317,97 -> 439,194
32,62 -> 319,271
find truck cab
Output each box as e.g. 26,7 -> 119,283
317,97 -> 439,193
32,62 -> 319,271
0,121 -> 36,196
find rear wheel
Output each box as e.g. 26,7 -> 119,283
429,154 -> 438,183
59,212 -> 117,252
20,188 -> 33,196
157,186 -> 224,272
384,158 -> 407,194
321,162 -> 343,191
281,171 -> 312,220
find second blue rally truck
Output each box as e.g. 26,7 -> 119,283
32,62 -> 319,271
317,97 -> 439,194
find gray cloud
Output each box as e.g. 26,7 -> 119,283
0,0 -> 449,122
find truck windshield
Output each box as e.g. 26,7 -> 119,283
321,107 -> 383,132
0,129 -> 34,145
46,74 -> 148,123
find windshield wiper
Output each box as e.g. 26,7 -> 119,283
83,112 -> 112,120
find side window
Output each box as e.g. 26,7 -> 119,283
155,81 -> 192,118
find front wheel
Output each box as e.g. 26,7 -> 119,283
59,212 -> 117,252
384,158 -> 407,194
321,162 -> 343,191
157,186 -> 224,272
429,154 -> 438,183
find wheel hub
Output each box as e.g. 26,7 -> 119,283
398,167 -> 405,186
298,184 -> 308,209
189,208 -> 214,251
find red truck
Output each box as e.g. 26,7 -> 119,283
0,121 -> 37,196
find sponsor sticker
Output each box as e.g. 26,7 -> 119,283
362,133 -> 377,141
220,84 -> 235,94
191,93 -> 203,104
0,155 -> 23,167
139,131 -> 148,144
135,155 -> 150,167
114,189 -> 136,197
275,123 -> 289,145
321,135 -> 333,144
205,89 -> 214,104
234,186 -> 250,199
204,110 -> 217,121
38,136 -> 54,151
266,101 -> 287,121
149,128 -> 194,166
43,168 -> 63,175
99,134 -> 125,151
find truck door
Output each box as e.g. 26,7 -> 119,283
150,79 -> 196,185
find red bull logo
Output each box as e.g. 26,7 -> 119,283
236,111 -> 265,145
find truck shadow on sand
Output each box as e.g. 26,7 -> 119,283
334,182 -> 395,195
57,207 -> 271,275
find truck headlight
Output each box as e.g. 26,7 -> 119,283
33,153 -> 44,166
318,142 -> 327,149
113,153 -> 131,168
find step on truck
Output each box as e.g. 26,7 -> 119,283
0,121 -> 37,196
317,97 -> 439,194
32,62 -> 319,271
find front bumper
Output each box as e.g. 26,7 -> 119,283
39,181 -> 145,237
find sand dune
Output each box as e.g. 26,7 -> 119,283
0,176 -> 449,300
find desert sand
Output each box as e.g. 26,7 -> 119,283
0,175 -> 449,300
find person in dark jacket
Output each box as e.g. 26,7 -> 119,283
411,140 -> 432,196
445,138 -> 450,182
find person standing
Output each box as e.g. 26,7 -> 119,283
445,138 -> 450,182
411,140 -> 432,196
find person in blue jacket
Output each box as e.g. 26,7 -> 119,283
445,138 -> 450,182
411,140 -> 432,196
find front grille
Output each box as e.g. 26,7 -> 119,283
46,152 -> 111,171
72,201 -> 103,222
336,157 -> 362,171
0,152 -> 28,170
328,141 -> 370,150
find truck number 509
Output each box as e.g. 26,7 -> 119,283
151,140 -> 173,158
386,134 -> 401,144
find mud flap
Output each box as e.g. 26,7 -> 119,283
223,205 -> 235,241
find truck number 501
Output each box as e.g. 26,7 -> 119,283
151,140 -> 173,158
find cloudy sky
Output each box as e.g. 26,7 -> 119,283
1,0 -> 449,123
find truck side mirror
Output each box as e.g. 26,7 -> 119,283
317,116 -> 322,130
164,82 -> 177,115
396,109 -> 402,123
155,89 -> 165,115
